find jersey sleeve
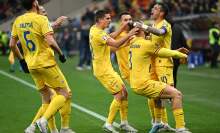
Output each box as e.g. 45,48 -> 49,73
97,31 -> 110,45
161,20 -> 172,34
40,16 -> 54,36
145,40 -> 161,54
11,20 -> 18,38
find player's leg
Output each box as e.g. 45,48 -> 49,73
37,87 -> 68,133
148,98 -> 155,125
25,70 -> 58,133
160,85 -> 191,133
132,80 -> 165,133
35,66 -> 69,133
59,97 -> 75,133
157,67 -> 175,132
119,85 -> 137,132
57,68 -> 75,133
31,87 -> 58,132
103,91 -> 122,133
96,73 -> 121,133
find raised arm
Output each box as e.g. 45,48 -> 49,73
51,16 -> 68,29
157,48 -> 187,58
107,27 -> 139,48
134,22 -> 166,36
110,22 -> 128,38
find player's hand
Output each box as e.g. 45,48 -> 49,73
180,58 -> 187,64
133,21 -> 149,30
177,47 -> 189,54
55,16 -> 68,26
19,59 -> 29,73
120,22 -> 129,31
59,54 -> 67,63
133,21 -> 143,28
128,27 -> 139,36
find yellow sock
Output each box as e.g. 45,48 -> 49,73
43,95 -> 66,120
107,99 -> 121,124
173,108 -> 185,129
154,107 -> 162,122
162,107 -> 168,124
32,104 -> 48,124
148,99 -> 155,122
120,100 -> 128,121
59,99 -> 71,128
48,116 -> 57,131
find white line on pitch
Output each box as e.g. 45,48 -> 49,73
180,70 -> 220,79
0,70 -> 124,128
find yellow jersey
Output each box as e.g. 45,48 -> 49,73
11,12 -> 55,69
129,37 -> 160,89
151,19 -> 173,67
115,31 -> 130,81
89,25 -> 114,76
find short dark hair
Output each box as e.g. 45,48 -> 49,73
22,0 -> 35,10
119,12 -> 131,18
157,3 -> 169,18
95,9 -> 110,22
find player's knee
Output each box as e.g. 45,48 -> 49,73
121,86 -> 128,100
39,86 -> 53,103
173,90 -> 182,100
114,91 -> 123,101
54,87 -> 69,99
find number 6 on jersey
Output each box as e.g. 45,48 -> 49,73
23,31 -> 36,51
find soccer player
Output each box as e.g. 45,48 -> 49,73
89,9 -> 138,133
9,0 -> 72,133
135,3 -> 175,132
149,3 -> 174,132
129,28 -> 191,133
24,5 -> 74,133
22,6 -> 74,133
111,12 -> 132,84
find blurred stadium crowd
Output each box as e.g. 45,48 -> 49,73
0,0 -> 50,23
0,0 -> 220,70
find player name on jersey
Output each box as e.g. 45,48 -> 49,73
130,44 -> 140,48
20,22 -> 33,28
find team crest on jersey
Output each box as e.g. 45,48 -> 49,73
102,35 -> 108,41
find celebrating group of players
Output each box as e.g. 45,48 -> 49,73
9,0 -> 191,133
89,3 -> 191,133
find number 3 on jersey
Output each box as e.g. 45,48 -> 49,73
23,31 -> 36,51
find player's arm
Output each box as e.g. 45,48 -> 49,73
110,22 -> 128,38
156,48 -> 187,58
9,37 -> 29,73
51,16 -> 68,29
44,33 -> 66,63
107,27 -> 138,48
41,16 -> 66,63
9,37 -> 23,60
134,22 -> 167,36
145,26 -> 167,36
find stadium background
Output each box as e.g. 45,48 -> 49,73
0,0 -> 220,133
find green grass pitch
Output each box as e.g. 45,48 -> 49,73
0,55 -> 219,133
